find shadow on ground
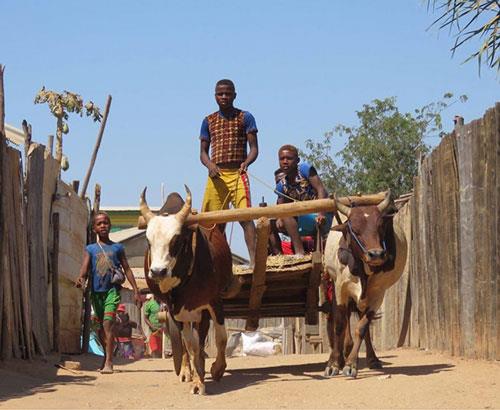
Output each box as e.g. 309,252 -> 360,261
206,355 -> 455,394
0,354 -> 98,403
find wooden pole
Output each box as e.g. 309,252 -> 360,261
51,213 -> 60,352
46,135 -> 53,157
189,192 -> 385,226
80,95 -> 112,199
245,217 -> 270,331
0,64 -> 10,358
22,120 -> 32,161
138,192 -> 386,229
81,183 -> 101,353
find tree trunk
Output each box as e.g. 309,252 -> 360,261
55,118 -> 63,163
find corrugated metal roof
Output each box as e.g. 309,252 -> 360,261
109,226 -> 144,242
5,124 -> 24,145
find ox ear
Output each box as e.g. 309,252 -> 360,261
331,222 -> 347,232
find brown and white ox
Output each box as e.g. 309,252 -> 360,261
140,186 -> 234,395
323,190 -> 407,378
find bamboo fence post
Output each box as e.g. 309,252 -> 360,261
80,95 -> 112,199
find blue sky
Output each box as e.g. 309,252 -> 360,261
2,1 -> 498,257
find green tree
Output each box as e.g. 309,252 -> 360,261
301,94 -> 467,198
34,87 -> 102,169
427,0 -> 499,73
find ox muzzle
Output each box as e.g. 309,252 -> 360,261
347,220 -> 387,266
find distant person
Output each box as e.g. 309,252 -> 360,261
271,144 -> 332,255
144,294 -> 162,358
115,304 -> 138,359
75,212 -> 141,374
199,78 -> 258,266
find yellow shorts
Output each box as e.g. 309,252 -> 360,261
202,169 -> 252,212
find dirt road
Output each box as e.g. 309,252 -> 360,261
1,348 -> 498,409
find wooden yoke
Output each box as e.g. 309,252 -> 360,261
137,192 -> 386,229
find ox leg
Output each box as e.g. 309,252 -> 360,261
343,310 -> 375,379
197,311 -> 211,361
364,325 -> 382,369
209,303 -> 227,382
179,343 -> 192,383
344,307 -> 354,358
324,304 -> 347,377
181,324 -> 206,395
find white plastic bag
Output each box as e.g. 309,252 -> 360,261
241,332 -> 280,357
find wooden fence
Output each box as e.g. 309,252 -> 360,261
0,138 -> 88,359
371,103 -> 499,360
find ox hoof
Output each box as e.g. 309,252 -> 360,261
342,365 -> 358,379
324,366 -> 340,377
179,369 -> 193,383
210,362 -> 226,382
190,381 -> 206,395
368,359 -> 383,369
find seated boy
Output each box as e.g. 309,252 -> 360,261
270,144 -> 332,255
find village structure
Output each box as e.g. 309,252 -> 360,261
0,62 -> 498,407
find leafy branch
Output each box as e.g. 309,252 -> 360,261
34,87 -> 102,168
427,0 -> 499,73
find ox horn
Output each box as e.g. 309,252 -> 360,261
334,193 -> 351,217
140,187 -> 155,223
377,189 -> 391,212
175,185 -> 192,223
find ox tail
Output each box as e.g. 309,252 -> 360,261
221,275 -> 244,299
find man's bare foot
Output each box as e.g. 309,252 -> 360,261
100,364 -> 113,374
98,357 -> 106,371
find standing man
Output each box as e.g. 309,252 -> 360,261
199,79 -> 258,266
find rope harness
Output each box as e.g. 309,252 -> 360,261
347,220 -> 386,256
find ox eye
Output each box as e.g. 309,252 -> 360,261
169,234 -> 182,256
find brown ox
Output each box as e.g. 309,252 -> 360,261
140,186 -> 234,395
323,190 -> 407,378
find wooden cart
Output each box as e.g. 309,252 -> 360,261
178,192 -> 386,331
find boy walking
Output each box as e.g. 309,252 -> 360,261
75,212 -> 141,374
199,79 -> 258,265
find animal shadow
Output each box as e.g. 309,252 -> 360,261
205,360 -> 326,395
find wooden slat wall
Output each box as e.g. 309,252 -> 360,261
1,141 -> 88,359
26,144 -> 50,355
374,103 -> 498,360
1,147 -> 35,359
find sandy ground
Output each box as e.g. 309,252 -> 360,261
0,348 -> 498,409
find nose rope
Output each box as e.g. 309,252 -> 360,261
347,220 -> 386,255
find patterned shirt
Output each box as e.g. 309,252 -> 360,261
200,109 -> 257,165
275,162 -> 318,202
